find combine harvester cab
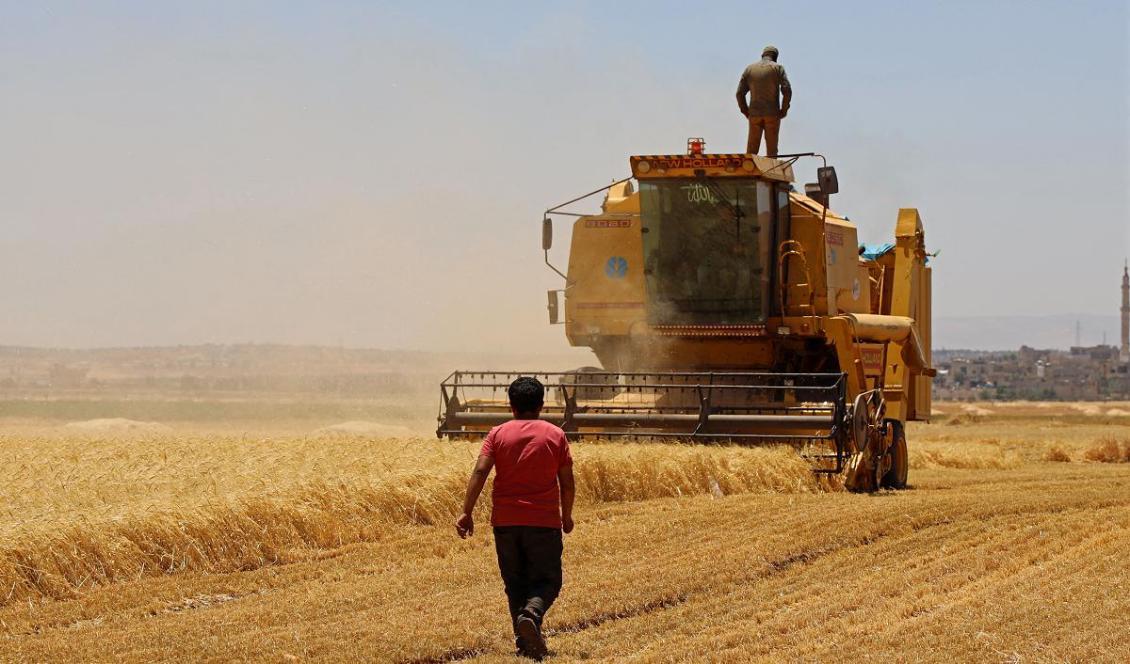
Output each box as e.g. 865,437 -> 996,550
438,141 -> 935,492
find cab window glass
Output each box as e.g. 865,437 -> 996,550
640,179 -> 772,324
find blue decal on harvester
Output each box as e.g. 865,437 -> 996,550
605,256 -> 628,279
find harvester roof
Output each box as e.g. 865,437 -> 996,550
630,153 -> 795,183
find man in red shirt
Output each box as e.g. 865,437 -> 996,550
456,376 -> 575,660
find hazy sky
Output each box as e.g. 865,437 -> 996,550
1,1 -> 1128,352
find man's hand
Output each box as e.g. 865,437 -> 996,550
558,465 -> 575,535
457,454 -> 493,539
455,512 -> 474,538
780,106 -> 789,119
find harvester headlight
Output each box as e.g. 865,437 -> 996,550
742,159 -> 756,172
637,160 -> 651,174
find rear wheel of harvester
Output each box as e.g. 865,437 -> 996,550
880,420 -> 908,489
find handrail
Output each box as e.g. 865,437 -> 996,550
777,239 -> 817,321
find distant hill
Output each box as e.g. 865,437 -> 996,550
934,314 -> 1122,351
0,344 -> 596,395
0,317 -> 1124,393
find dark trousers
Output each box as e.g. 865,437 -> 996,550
493,526 -> 563,637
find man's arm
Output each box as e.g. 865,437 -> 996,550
455,454 -> 494,538
736,72 -> 750,116
779,66 -> 792,117
558,464 -> 575,534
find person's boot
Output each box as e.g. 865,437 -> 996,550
516,614 -> 547,660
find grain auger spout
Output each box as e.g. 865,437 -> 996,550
438,141 -> 935,492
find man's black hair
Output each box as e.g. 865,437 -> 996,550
508,376 -> 545,414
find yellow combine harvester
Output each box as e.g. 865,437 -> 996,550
439,142 -> 935,491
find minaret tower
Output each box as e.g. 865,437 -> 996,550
1121,261 -> 1129,363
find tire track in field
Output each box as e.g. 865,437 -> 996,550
567,492 -> 1130,661
546,482 -> 1130,661
547,526 -> 909,639
829,505 -> 1130,662
394,527 -> 899,663
537,477 -> 1129,655
742,503 -> 1130,658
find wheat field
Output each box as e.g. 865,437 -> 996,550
0,403 -> 1127,661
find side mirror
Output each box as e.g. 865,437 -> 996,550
542,218 -> 553,251
816,166 -> 839,195
547,290 -> 560,324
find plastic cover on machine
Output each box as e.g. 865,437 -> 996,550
859,243 -> 895,261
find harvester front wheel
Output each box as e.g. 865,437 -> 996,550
880,420 -> 908,489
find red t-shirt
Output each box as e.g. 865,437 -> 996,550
480,419 -> 572,528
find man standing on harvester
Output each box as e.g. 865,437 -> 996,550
737,45 -> 792,157
456,377 -> 575,660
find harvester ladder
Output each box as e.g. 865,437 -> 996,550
778,240 -> 817,318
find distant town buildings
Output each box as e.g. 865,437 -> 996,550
934,346 -> 1129,401
936,264 -> 1130,400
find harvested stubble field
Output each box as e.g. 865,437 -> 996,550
0,402 -> 1127,662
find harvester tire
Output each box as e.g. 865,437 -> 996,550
880,420 -> 908,489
